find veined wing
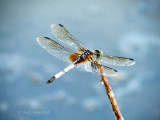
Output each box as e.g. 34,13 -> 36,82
37,37 -> 78,63
83,62 -> 118,76
51,24 -> 85,52
101,53 -> 135,66
101,65 -> 118,76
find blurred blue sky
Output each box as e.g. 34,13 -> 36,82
0,0 -> 160,120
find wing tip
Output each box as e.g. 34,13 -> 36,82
58,24 -> 64,27
50,24 -> 55,29
114,69 -> 118,73
113,69 -> 118,76
36,36 -> 44,41
128,58 -> 136,66
50,24 -> 64,29
36,37 -> 43,43
36,37 -> 52,45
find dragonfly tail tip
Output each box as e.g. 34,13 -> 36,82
46,76 -> 56,84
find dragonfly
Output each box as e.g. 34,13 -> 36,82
37,24 -> 135,84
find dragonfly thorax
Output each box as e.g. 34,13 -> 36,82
80,50 -> 94,60
94,49 -> 103,60
75,50 -> 95,64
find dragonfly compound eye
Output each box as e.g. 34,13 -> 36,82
94,49 -> 103,59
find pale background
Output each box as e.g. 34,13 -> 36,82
0,0 -> 160,120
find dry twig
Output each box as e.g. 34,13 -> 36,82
98,63 -> 124,120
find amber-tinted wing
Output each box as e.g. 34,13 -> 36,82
51,24 -> 85,52
37,37 -> 79,63
101,53 -> 135,66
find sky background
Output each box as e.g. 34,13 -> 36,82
0,0 -> 160,120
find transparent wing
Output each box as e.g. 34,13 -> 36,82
81,62 -> 117,76
37,37 -> 76,63
91,62 -> 118,76
51,24 -> 85,52
101,65 -> 118,76
101,53 -> 135,66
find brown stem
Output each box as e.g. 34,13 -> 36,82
99,64 -> 124,120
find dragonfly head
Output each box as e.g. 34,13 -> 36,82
94,49 -> 103,60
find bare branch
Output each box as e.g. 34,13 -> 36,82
99,62 -> 124,120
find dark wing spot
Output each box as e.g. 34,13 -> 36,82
44,37 -> 50,39
59,24 -> 64,27
129,58 -> 134,61
114,70 -> 118,72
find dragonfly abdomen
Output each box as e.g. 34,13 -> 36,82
46,64 -> 76,84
